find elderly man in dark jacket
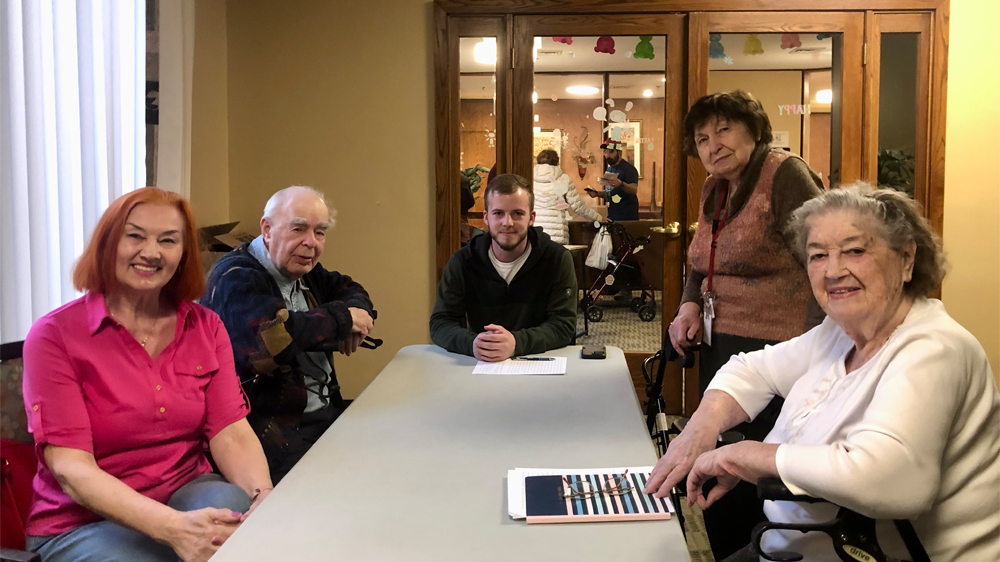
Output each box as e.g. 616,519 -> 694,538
203,185 -> 374,482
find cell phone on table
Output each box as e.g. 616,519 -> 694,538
581,345 -> 606,359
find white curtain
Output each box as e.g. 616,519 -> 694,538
0,0 -> 145,344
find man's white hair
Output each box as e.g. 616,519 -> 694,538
262,185 -> 336,226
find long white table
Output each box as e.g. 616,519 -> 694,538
212,345 -> 690,561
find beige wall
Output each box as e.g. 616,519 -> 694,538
709,70 -> 803,154
941,0 -> 1000,380
189,0 -> 230,227
224,0 -> 434,398
191,0 -> 999,393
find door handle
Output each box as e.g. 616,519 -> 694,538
688,222 -> 698,236
651,222 -> 681,239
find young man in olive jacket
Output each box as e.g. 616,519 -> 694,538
430,174 -> 577,362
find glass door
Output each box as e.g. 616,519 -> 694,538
863,11 -> 940,232
513,14 -> 686,411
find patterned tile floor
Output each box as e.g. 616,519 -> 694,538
575,291 -> 663,351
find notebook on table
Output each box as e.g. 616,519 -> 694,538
509,467 -> 674,524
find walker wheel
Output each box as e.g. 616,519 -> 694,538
629,296 -> 644,313
586,305 -> 604,323
638,303 -> 656,322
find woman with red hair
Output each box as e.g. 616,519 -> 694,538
22,188 -> 272,562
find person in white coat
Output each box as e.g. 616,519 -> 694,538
532,149 -> 603,245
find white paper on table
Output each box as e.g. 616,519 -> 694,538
506,466 -> 672,519
472,357 -> 567,375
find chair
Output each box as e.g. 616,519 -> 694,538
0,340 -> 41,562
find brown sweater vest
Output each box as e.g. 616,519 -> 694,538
688,150 -> 813,342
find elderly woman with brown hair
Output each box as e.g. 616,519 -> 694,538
22,188 -> 273,562
666,90 -> 826,558
647,184 -> 999,562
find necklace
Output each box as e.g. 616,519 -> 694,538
111,308 -> 162,348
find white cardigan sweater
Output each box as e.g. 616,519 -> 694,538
708,298 -> 1000,562
532,164 -> 602,245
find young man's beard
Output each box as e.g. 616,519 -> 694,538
491,229 -> 528,252
607,153 -> 621,165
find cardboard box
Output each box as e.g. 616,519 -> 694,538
199,222 -> 255,275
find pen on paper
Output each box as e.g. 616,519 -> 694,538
511,357 -> 555,361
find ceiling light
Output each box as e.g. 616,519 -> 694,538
473,38 -> 497,65
661,77 -> 666,82
643,89 -> 653,97
816,89 -> 833,104
532,91 -> 538,104
566,85 -> 600,95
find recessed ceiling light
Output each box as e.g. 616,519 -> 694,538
532,91 -> 538,104
474,38 -> 497,65
643,89 -> 653,97
661,77 -> 666,82
566,86 -> 600,95
816,89 -> 833,103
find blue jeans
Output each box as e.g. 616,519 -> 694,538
26,473 -> 251,562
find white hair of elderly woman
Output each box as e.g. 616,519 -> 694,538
785,181 -> 947,297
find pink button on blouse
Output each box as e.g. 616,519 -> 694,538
22,292 -> 249,537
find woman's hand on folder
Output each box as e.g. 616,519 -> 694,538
643,419 -> 719,498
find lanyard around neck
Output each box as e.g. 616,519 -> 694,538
706,180 -> 731,295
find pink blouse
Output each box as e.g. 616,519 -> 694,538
22,292 -> 249,537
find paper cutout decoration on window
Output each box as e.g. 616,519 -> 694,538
606,99 -> 615,107
625,101 -> 633,111
593,107 -> 607,121
647,142 -> 655,151
724,56 -> 734,65
816,33 -> 835,40
780,34 -> 802,49
595,36 -> 616,54
633,36 -> 655,60
709,33 -> 726,59
743,34 -> 764,55
553,37 -> 573,45
485,129 -> 496,147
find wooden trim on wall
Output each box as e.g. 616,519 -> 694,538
436,1 -> 947,16
434,5 -> 460,280
928,4 -> 947,236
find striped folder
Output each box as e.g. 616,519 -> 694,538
524,471 -> 673,524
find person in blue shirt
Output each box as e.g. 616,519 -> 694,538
585,138 -> 640,221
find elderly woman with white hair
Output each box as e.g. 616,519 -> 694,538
645,184 -> 999,562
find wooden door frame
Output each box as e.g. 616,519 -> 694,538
863,11 -> 944,234
434,0 -> 950,414
512,14 -> 688,414
436,0 -> 950,279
